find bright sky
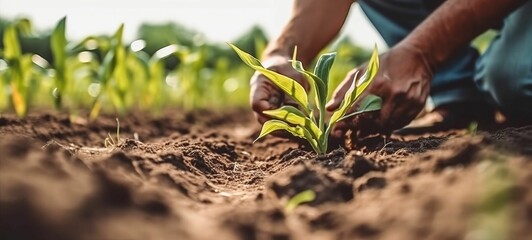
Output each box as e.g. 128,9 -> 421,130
0,0 -> 385,49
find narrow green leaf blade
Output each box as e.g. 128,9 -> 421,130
357,94 -> 382,112
113,24 -> 125,46
51,17 -> 67,72
50,17 -> 67,108
355,45 -> 379,98
314,52 -> 336,86
291,60 -> 327,108
3,25 -> 21,59
337,94 -> 382,122
328,70 -> 359,126
329,45 -> 380,127
255,119 -> 319,152
228,43 -> 310,112
285,190 -> 316,213
263,106 -> 322,140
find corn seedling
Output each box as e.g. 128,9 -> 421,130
2,24 -> 40,117
90,24 -> 127,120
104,118 -> 122,149
468,121 -> 478,135
230,44 -> 381,154
284,190 -> 316,213
51,17 -> 67,109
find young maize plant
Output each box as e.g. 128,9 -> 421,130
229,43 -> 381,154
51,17 -> 67,109
90,24 -> 129,120
3,24 -> 36,117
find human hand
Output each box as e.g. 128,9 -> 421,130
250,55 -> 309,124
326,44 -> 434,137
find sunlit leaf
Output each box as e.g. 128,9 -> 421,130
285,190 -> 316,213
263,105 -> 321,140
3,25 -> 21,59
291,60 -> 327,109
228,43 -> 310,114
51,17 -> 67,108
98,49 -> 116,84
51,17 -> 67,71
11,81 -> 26,117
255,119 -> 319,152
314,52 -> 336,87
14,18 -> 33,36
337,94 -> 382,122
329,45 -> 379,127
354,44 -> 379,97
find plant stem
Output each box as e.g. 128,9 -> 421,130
318,105 -> 327,154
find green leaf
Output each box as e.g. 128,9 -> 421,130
3,25 -> 21,59
291,60 -> 327,109
263,106 -> 322,140
113,24 -> 125,47
98,49 -> 116,84
51,17 -> 67,72
285,190 -> 316,213
337,94 -> 382,122
67,36 -> 97,54
314,52 -> 336,86
357,94 -> 382,112
14,18 -> 33,36
355,45 -> 380,97
51,17 -> 67,108
255,119 -> 319,152
228,43 -> 310,114
328,45 -> 380,127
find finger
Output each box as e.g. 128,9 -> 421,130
379,82 -> 427,132
250,76 -> 283,124
330,120 -> 349,138
326,69 -> 360,111
351,111 -> 382,137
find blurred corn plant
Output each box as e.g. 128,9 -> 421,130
1,24 -> 40,116
0,16 -> 372,119
90,24 -> 129,120
174,44 -> 209,110
50,17 -> 67,109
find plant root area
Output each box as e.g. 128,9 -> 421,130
1,110 -> 531,240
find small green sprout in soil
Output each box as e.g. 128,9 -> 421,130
284,190 -> 316,213
468,121 -> 479,135
104,118 -> 123,149
229,43 -> 381,154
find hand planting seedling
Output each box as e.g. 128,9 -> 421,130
229,43 -> 381,154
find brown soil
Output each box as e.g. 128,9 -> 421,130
1,109 -> 531,240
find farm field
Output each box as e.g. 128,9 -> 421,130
1,110 -> 531,239
1,16 -> 532,240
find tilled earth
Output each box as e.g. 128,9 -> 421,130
1,109 -> 531,240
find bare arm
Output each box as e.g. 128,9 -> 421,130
250,0 -> 353,124
263,0 -> 354,65
401,0 -> 528,70
328,0 -> 528,136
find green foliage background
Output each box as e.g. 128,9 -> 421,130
0,16 -> 386,118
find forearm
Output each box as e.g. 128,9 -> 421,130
263,0 -> 353,65
400,0 -> 527,70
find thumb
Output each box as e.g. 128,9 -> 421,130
326,69 -> 360,111
325,91 -> 343,111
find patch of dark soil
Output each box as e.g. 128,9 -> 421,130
1,110 -> 531,240
488,126 -> 532,155
267,164 -> 354,206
